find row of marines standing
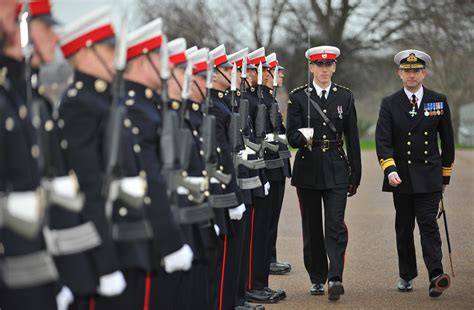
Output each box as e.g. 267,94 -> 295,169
0,1 -> 292,309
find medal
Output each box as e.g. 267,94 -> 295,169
337,106 -> 343,119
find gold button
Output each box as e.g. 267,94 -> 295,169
125,99 -> 134,106
425,141 -> 428,145
216,147 -> 221,153
119,207 -> 128,216
407,141 -> 411,145
5,117 -> 14,131
124,119 -> 131,128
128,90 -> 136,97
94,79 -> 107,93
322,135 -> 327,139
301,155 -> 305,159
323,109 -> 327,113
132,127 -> 140,135
407,151 -> 411,155
408,132 -> 411,136
192,103 -> 200,111
193,130 -> 198,136
133,144 -> 141,153
221,184 -> 226,189
171,101 -> 180,110
425,160 -> 428,164
58,119 -> 65,128
144,196 -> 151,205
200,150 -> 204,156
75,81 -> 83,89
61,139 -> 68,149
45,120 -> 54,131
408,160 -> 412,164
145,88 -> 154,99
220,165 -> 224,171
67,88 -> 77,97
424,131 -> 428,135
31,144 -> 40,158
19,105 -> 28,119
323,122 -> 326,126
218,92 -> 224,98
424,151 -> 428,155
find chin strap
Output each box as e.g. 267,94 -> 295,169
193,80 -> 206,103
90,45 -> 114,81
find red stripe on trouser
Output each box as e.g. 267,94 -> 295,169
219,235 -> 228,310
343,222 -> 349,272
248,208 -> 255,289
143,272 -> 151,310
89,296 -> 95,310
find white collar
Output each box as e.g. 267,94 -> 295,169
313,80 -> 331,99
404,86 -> 424,107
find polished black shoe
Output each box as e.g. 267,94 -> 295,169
310,283 -> 325,295
429,273 -> 450,297
264,287 -> 286,300
245,289 -> 280,304
397,278 -> 413,292
269,262 -> 291,275
328,281 -> 344,301
235,302 -> 265,310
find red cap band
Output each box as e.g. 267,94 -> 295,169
17,0 -> 52,17
170,52 -> 186,65
248,55 -> 266,65
60,24 -> 114,58
127,36 -> 162,60
309,53 -> 337,62
193,61 -> 208,74
214,54 -> 228,66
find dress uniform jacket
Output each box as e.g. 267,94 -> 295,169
286,83 -> 361,189
0,56 -> 58,309
59,71 -> 132,279
261,85 -> 291,180
376,87 -> 455,193
123,80 -> 185,265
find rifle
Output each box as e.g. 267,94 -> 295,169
269,65 -> 288,145
255,64 -> 278,157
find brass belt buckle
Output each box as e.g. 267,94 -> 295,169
321,140 -> 330,152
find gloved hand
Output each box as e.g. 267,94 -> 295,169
347,184 -> 358,197
214,224 -> 220,236
97,271 -> 126,297
56,286 -> 74,310
298,128 -> 314,143
228,203 -> 246,220
163,244 -> 194,273
264,182 -> 271,196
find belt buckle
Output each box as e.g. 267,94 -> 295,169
321,140 -> 330,152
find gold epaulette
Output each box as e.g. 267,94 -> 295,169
290,84 -> 308,95
334,83 -> 352,93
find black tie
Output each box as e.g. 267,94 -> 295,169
320,90 -> 327,105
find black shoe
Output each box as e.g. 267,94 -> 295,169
235,302 -> 265,310
429,273 -> 450,297
245,289 -> 280,304
269,262 -> 291,275
310,283 -> 325,295
397,278 -> 413,292
264,287 -> 286,300
328,281 -> 344,301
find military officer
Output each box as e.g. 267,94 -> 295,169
286,46 -> 361,301
375,49 -> 454,297
261,53 -> 292,275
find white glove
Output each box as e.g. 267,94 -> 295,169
298,128 -> 314,142
228,203 -> 246,220
265,133 -> 275,142
264,182 -> 271,196
97,271 -> 126,297
163,244 -> 194,273
214,224 -> 220,236
56,286 -> 74,310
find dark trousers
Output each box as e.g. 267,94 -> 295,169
147,267 -> 185,310
268,180 -> 286,263
249,197 -> 271,290
95,269 -> 146,310
214,217 -> 245,310
297,187 -> 348,284
236,204 -> 253,306
393,192 -> 443,281
0,282 -> 57,310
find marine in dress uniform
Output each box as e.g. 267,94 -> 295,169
375,49 -> 454,297
261,53 -> 292,275
286,46 -> 361,301
244,48 -> 285,305
0,7 -> 60,309
58,7 -> 157,309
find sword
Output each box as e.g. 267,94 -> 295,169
437,196 -> 455,277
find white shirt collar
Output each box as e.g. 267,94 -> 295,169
404,86 -> 424,107
313,80 -> 331,99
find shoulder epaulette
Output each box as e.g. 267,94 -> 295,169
334,83 -> 352,93
290,83 -> 308,94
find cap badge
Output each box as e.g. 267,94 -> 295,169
407,53 -> 418,63
322,53 -> 327,59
